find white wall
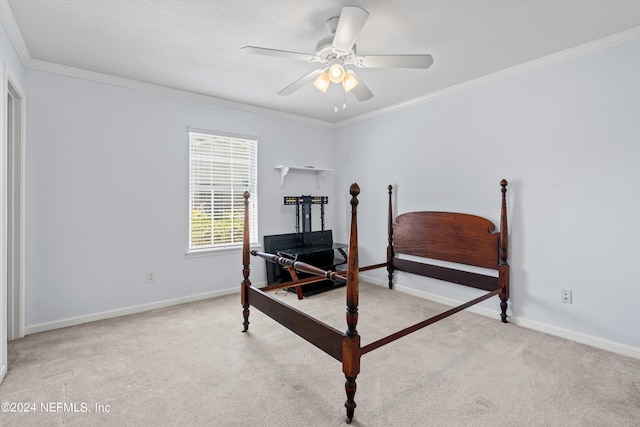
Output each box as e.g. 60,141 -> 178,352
333,38 -> 640,353
24,70 -> 335,329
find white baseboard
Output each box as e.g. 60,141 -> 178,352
362,275 -> 640,360
24,288 -> 239,335
509,317 -> 640,360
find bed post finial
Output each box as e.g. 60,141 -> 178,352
498,179 -> 509,323
387,185 -> 394,289
241,191 -> 252,332
343,183 -> 361,423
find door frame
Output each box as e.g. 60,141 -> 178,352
2,64 -> 26,382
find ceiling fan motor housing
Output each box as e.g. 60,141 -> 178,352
315,14 -> 358,63
315,38 -> 357,63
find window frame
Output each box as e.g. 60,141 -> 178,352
187,128 -> 258,254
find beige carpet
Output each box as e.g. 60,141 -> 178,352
1,282 -> 639,426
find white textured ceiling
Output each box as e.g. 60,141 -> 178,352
4,0 -> 640,124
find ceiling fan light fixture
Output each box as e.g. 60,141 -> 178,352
342,71 -> 359,93
313,70 -> 331,92
328,61 -> 345,83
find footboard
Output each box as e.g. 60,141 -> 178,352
241,184 -> 364,423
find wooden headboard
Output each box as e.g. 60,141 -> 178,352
386,180 -> 509,321
392,212 -> 499,269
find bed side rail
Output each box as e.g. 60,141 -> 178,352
247,286 -> 344,361
361,287 -> 501,355
393,257 -> 499,291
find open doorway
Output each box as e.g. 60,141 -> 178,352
2,69 -> 26,383
6,74 -> 25,340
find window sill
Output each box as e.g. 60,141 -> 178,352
185,244 -> 262,258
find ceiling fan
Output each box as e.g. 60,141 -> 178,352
242,6 -> 433,101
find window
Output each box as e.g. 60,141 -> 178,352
188,129 -> 258,252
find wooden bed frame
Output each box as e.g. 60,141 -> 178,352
241,180 -> 509,423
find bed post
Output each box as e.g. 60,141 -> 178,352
387,185 -> 395,289
498,180 -> 510,323
343,183 -> 361,424
241,191 -> 251,332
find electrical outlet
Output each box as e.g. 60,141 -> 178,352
561,289 -> 572,304
146,270 -> 157,283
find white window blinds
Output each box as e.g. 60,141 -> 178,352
189,130 -> 258,251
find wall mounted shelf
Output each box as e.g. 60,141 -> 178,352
274,165 -> 334,188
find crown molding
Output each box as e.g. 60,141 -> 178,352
336,25 -> 640,127
0,0 -> 30,62
27,58 -> 334,127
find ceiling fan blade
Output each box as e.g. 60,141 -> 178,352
242,46 -> 315,62
332,6 -> 369,53
357,54 -> 434,69
278,69 -> 324,96
348,71 -> 373,101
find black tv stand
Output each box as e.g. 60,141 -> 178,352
263,194 -> 347,298
263,231 -> 347,298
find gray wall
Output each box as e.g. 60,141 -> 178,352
24,71 -> 335,328
333,38 -> 640,352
